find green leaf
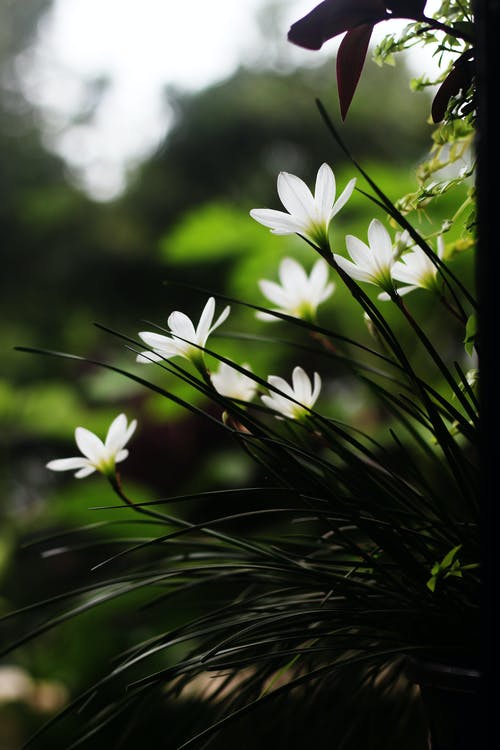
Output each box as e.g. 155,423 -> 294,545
441,544 -> 462,568
426,576 -> 437,592
464,313 -> 477,356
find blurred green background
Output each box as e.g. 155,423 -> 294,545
0,1 -> 473,746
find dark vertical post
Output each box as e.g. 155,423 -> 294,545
475,0 -> 499,746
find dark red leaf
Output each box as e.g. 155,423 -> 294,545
431,60 -> 475,123
336,24 -> 375,120
385,0 -> 427,16
288,0 -> 386,50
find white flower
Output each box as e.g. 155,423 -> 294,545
257,257 -> 335,321
388,235 -> 444,296
393,229 -> 412,260
250,163 -> 356,250
46,413 -> 137,478
211,362 -> 257,402
464,368 -> 478,391
333,219 -> 397,294
261,366 -> 321,420
136,297 -> 230,366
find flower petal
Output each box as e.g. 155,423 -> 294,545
115,449 -> 129,463
106,414 -> 136,454
138,331 -> 175,350
391,262 -> 421,285
249,209 -> 302,234
74,466 -> 97,479
123,419 -> 138,445
279,257 -> 308,291
267,374 -> 295,400
344,235 -> 372,268
261,394 -> 282,412
318,282 -> 335,303
292,366 -> 311,402
334,253 -> 373,283
194,298 -> 215,342
331,177 -> 357,219
137,333 -> 180,358
377,291 -> 392,302
311,372 -> 322,404
46,457 -> 90,472
136,351 -> 164,363
75,427 -> 105,464
105,413 -> 127,453
255,309 -> 281,322
211,362 -> 256,401
367,219 -> 393,266
169,311 -> 197,341
315,163 -> 336,220
396,284 -> 419,297
309,259 -> 334,301
208,304 -> 231,337
259,279 -> 291,308
277,171 -> 315,221
437,235 -> 445,259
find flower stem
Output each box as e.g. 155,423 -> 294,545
109,473 -> 172,523
421,15 -> 474,44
